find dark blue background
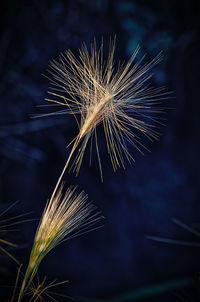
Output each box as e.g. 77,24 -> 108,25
0,1 -> 200,301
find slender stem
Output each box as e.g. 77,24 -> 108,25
18,268 -> 37,302
17,279 -> 26,302
11,265 -> 22,302
17,136 -> 81,302
49,135 -> 81,203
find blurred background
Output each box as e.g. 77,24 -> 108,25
0,0 -> 200,301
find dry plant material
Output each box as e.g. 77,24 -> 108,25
0,202 -> 32,266
45,37 -> 170,185
18,185 -> 102,301
27,277 -> 69,302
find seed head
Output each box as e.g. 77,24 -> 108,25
18,185 -> 102,300
46,37 -> 170,178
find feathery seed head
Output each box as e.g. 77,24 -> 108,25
46,37 -> 170,178
19,185 -> 102,300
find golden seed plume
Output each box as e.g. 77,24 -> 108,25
45,37 -> 170,180
18,185 -> 102,301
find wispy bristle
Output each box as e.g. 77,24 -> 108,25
18,185 -> 103,301
27,277 -> 69,302
0,202 -> 32,265
44,38 -> 171,180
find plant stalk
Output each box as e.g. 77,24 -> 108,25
49,135 -> 81,203
17,135 -> 81,302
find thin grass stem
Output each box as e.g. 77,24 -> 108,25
49,135 -> 80,204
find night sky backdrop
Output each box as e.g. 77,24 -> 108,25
0,1 -> 200,301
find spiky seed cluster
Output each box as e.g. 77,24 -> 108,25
18,186 -> 102,301
46,38 -> 169,178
